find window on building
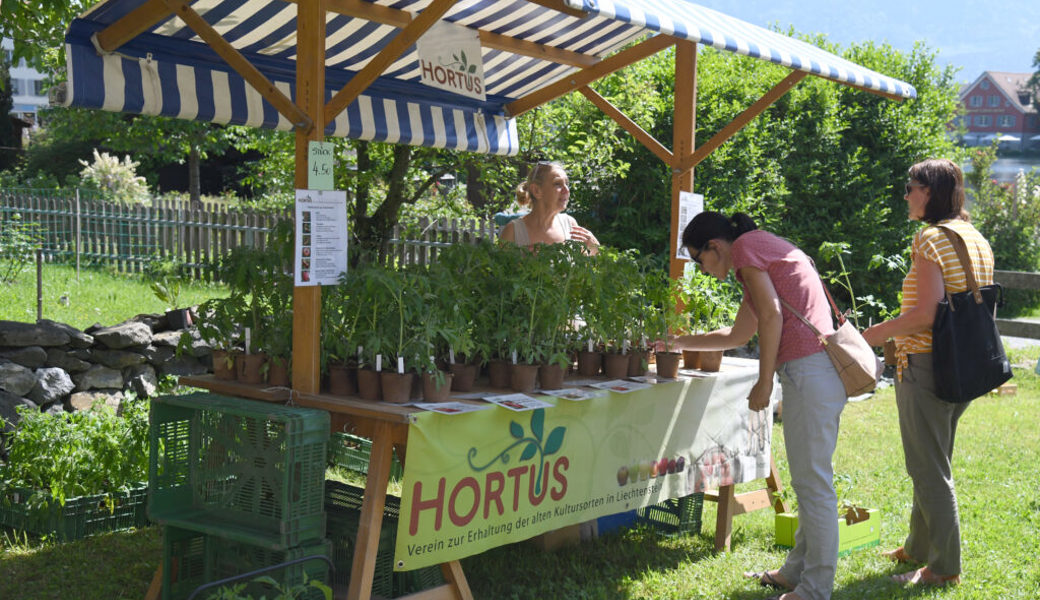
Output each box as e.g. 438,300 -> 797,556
2,49 -> 12,64
975,115 -> 992,127
969,95 -> 983,107
988,95 -> 1001,107
33,80 -> 46,96
998,115 -> 1015,128
10,79 -> 26,95
980,80 -> 990,90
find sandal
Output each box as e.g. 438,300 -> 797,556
742,570 -> 790,590
881,546 -> 918,564
891,566 -> 960,587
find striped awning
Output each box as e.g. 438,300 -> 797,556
62,0 -> 917,156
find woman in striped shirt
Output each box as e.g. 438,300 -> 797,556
863,158 -> 994,588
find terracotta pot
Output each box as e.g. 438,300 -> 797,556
267,356 -> 290,387
655,351 -> 682,379
603,352 -> 630,379
237,352 -> 267,384
539,363 -> 566,390
328,363 -> 358,397
699,350 -> 724,372
682,349 -> 701,370
576,350 -> 602,377
449,362 -> 478,392
380,371 -> 414,404
628,349 -> 650,377
357,368 -> 382,401
883,339 -> 897,366
422,371 -> 454,402
509,363 -> 539,393
488,359 -> 511,389
212,349 -> 236,380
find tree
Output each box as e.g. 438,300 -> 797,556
0,1 -> 92,70
1028,48 -> 1040,107
0,56 -> 19,171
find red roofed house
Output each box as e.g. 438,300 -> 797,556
956,71 -> 1039,150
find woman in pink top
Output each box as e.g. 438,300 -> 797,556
670,211 -> 847,600
498,161 -> 599,255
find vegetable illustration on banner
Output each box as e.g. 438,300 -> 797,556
416,21 -> 486,101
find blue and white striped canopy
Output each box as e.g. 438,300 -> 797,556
63,0 -> 917,156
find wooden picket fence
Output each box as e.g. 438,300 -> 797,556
0,189 -> 498,279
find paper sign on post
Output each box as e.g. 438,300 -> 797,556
294,189 -> 348,286
675,191 -> 704,260
416,21 -> 486,101
307,141 -> 334,190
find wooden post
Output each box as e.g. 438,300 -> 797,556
291,0 -> 326,394
669,41 -> 697,282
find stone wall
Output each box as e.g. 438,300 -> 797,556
0,313 -> 212,436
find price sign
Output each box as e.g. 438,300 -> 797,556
308,141 -> 334,190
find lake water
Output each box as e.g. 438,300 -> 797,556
964,157 -> 1040,183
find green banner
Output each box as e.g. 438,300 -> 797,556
394,359 -> 774,571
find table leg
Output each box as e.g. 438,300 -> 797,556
143,564 -> 162,600
346,421 -> 394,600
713,484 -> 736,552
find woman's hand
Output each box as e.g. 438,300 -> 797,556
747,378 -> 773,412
570,225 -> 600,255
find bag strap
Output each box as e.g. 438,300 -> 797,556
778,296 -> 829,345
935,224 -> 983,304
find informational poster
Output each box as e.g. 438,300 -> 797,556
676,191 -> 704,260
416,21 -> 486,101
307,141 -> 334,190
294,189 -> 347,286
394,358 -> 774,571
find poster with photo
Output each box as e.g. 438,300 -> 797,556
675,191 -> 704,260
294,189 -> 348,286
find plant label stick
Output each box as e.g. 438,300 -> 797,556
512,350 -> 518,365
245,327 -> 251,355
449,348 -> 455,364
358,346 -> 363,360
587,339 -> 593,352
398,356 -> 405,374
376,354 -> 382,372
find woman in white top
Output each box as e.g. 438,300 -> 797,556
498,161 -> 600,255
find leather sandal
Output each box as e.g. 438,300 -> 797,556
881,546 -> 918,564
891,566 -> 960,587
742,570 -> 790,590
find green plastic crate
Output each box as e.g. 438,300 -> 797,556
0,485 -> 148,541
637,492 -> 704,535
324,480 -> 444,598
162,525 -> 331,600
149,392 -> 329,550
328,433 -> 404,481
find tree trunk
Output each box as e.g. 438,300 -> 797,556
188,143 -> 202,210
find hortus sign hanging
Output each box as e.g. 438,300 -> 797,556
416,21 -> 486,101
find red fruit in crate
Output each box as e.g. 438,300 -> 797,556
658,457 -> 670,474
667,458 -> 676,474
616,465 -> 629,486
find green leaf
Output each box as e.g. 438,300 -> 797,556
519,441 -> 538,461
509,421 -> 524,439
529,408 -> 544,441
543,427 -> 565,455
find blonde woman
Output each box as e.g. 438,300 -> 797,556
498,161 -> 599,254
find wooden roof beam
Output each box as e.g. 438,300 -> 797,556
163,0 -> 313,131
578,85 -> 673,166
676,70 -> 807,175
321,0 -> 598,68
324,0 -> 456,125
94,0 -> 172,52
506,34 -> 676,117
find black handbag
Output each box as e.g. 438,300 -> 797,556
931,225 -> 1012,403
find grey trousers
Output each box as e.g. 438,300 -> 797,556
777,351 -> 848,600
894,354 -> 969,576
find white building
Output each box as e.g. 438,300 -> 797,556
3,38 -> 49,127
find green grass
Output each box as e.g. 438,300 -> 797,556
0,263 -> 227,329
2,353 -> 1038,599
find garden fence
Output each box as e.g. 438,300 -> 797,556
0,188 -> 497,280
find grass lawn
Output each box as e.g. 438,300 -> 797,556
0,263 -> 226,330
2,351 -> 1038,599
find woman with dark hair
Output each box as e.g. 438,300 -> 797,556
670,211 -> 847,600
499,161 -> 599,254
862,158 -> 992,587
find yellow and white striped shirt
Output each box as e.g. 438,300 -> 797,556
895,219 -> 994,376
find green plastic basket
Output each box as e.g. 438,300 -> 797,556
162,525 -> 331,600
637,492 -> 704,535
328,433 -> 404,481
0,485 -> 148,541
149,392 -> 329,550
324,480 -> 444,598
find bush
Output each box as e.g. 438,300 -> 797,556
78,149 -> 150,205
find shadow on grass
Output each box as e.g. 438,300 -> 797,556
0,525 -> 161,600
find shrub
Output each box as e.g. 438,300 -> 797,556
78,149 -> 150,205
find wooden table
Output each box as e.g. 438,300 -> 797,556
174,367 -> 788,599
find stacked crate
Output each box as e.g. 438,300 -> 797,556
149,392 -> 331,600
